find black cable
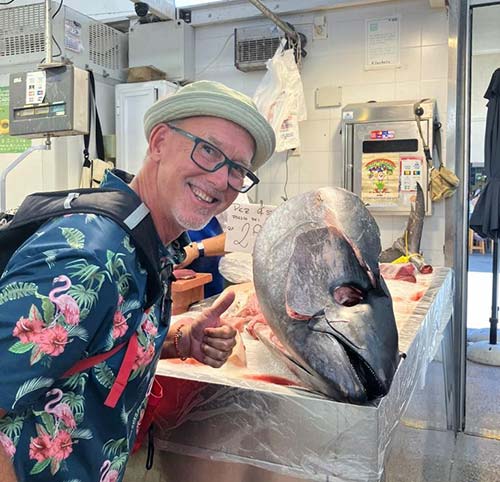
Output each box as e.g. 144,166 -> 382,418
52,0 -> 63,18
52,35 -> 62,58
0,1 -> 15,5
39,35 -> 62,63
281,151 -> 289,202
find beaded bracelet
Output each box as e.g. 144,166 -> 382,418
173,324 -> 187,361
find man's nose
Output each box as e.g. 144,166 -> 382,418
207,164 -> 230,190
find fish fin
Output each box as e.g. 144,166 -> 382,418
380,182 -> 425,262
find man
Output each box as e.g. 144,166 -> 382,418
0,80 -> 275,482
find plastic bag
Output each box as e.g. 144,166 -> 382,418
219,252 -> 253,284
253,41 -> 307,152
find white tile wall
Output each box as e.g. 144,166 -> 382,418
298,152 -> 330,184
330,151 -> 343,187
395,81 -> 421,101
421,45 -> 450,80
399,13 -> 422,48
396,47 -> 422,83
195,0 -> 449,265
421,9 -> 449,46
299,120 -> 331,152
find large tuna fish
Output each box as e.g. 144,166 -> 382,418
253,187 -> 399,403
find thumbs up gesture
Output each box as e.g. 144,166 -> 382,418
170,290 -> 237,368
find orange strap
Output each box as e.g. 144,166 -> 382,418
104,332 -> 139,408
62,333 -> 140,409
62,341 -> 127,378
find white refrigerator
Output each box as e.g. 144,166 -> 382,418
115,80 -> 178,175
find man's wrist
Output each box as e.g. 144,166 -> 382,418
196,241 -> 205,258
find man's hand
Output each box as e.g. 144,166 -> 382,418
184,290 -> 236,367
164,290 -> 237,368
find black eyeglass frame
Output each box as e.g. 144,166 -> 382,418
166,123 -> 260,193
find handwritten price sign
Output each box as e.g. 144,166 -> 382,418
224,202 -> 275,254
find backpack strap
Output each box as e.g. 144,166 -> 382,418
62,332 -> 140,409
62,340 -> 128,378
104,332 -> 140,408
2,186 -> 162,308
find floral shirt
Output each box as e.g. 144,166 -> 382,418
0,172 -> 180,482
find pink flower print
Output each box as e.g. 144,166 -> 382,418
100,460 -> 120,482
51,430 -> 73,461
29,434 -> 52,462
132,343 -> 155,371
112,310 -> 128,339
13,316 -> 44,343
38,325 -> 68,356
44,389 -> 76,429
0,432 -> 16,458
142,320 -> 158,337
49,275 -> 80,325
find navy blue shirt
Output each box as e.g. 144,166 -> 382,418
0,171 -> 178,482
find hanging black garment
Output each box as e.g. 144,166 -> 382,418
470,68 -> 500,345
470,68 -> 500,238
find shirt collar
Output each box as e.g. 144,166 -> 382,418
100,169 -> 188,263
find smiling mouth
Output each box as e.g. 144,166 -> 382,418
190,184 -> 217,204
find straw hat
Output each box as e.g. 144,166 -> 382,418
143,80 -> 276,171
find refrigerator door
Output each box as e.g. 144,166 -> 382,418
115,80 -> 177,174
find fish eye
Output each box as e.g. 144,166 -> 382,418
333,285 -> 365,307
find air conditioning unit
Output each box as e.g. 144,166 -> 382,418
0,1 -> 128,81
129,20 -> 195,82
234,25 -> 281,72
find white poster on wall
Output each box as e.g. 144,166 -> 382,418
365,16 -> 400,70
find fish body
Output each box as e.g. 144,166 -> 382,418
253,187 -> 399,403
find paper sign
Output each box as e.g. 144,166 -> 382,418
365,16 -> 400,69
25,71 -> 46,105
224,202 -> 275,254
400,156 -> 423,192
0,87 -> 31,153
361,153 -> 400,206
65,19 -> 83,53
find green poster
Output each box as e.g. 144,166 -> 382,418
0,87 -> 31,153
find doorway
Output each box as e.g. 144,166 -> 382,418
466,1 -> 500,436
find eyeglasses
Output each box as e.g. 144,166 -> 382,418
167,123 -> 260,193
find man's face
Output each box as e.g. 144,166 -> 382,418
154,116 -> 255,232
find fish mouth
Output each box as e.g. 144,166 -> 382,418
307,313 -> 388,400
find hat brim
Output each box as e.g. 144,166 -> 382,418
144,91 -> 275,171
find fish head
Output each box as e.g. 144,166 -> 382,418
253,187 -> 399,403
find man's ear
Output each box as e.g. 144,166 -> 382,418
148,124 -> 169,162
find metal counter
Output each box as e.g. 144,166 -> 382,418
153,268 -> 454,482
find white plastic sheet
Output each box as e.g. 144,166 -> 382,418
155,268 -> 454,481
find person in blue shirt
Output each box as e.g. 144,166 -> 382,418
187,217 -> 225,297
0,80 -> 275,482
181,192 -> 252,297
